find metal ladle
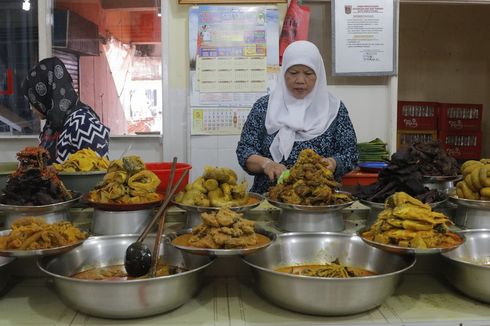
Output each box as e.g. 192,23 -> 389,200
124,158 -> 187,277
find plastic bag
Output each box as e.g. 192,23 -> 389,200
279,0 -> 311,65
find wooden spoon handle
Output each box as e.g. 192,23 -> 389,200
149,158 -> 178,277
137,166 -> 188,243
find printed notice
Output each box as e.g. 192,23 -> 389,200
333,0 -> 395,75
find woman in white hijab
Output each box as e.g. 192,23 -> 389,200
236,41 -> 358,194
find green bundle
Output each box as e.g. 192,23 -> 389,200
357,138 -> 390,162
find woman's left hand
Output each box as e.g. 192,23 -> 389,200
322,157 -> 337,172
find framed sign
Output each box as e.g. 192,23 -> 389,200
180,0 -> 286,3
332,0 -> 397,76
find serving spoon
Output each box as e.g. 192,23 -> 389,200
124,158 -> 187,277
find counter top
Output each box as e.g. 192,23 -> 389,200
1,274 -> 489,326
1,202 -> 487,325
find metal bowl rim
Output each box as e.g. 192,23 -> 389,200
0,256 -> 15,267
57,170 -> 106,176
167,227 -> 277,256
440,253 -> 490,270
448,192 -> 490,209
359,197 -> 448,208
0,192 -> 82,210
242,232 -> 417,280
172,192 -> 264,212
265,191 -> 355,212
37,233 -> 214,284
440,228 -> 490,267
357,227 -> 465,255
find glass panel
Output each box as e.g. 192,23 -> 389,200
53,0 -> 162,135
0,0 -> 39,135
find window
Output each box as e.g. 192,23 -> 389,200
0,0 -> 163,136
0,0 -> 39,135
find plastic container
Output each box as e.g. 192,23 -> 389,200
342,169 -> 379,187
145,162 -> 192,194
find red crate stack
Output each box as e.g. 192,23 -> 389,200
438,103 -> 482,160
397,101 -> 439,130
438,103 -> 482,131
438,130 -> 482,160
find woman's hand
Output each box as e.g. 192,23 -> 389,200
322,157 -> 337,172
262,158 -> 287,181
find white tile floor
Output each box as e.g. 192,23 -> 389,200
1,275 -> 490,326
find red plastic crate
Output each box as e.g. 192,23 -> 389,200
396,129 -> 438,150
397,101 -> 439,130
438,130 -> 482,160
438,103 -> 483,131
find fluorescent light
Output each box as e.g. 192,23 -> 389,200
22,0 -> 30,11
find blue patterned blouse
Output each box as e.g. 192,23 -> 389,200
236,95 -> 358,194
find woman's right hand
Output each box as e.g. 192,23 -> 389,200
262,159 -> 287,181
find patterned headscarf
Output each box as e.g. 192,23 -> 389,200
22,57 -> 100,160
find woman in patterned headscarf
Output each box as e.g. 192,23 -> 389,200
22,57 -> 110,164
236,41 -> 358,194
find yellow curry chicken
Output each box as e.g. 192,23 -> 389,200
362,192 -> 462,249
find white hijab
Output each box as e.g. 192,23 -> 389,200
265,41 -> 340,162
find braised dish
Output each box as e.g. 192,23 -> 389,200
72,263 -> 187,281
267,149 -> 352,205
360,192 -> 463,253
275,260 -> 376,278
172,208 -> 270,249
87,155 -> 161,205
0,217 -> 87,256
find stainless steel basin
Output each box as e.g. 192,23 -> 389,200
38,234 -> 214,318
243,232 -> 416,316
441,229 -> 490,303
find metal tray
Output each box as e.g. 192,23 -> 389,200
172,192 -> 264,213
357,227 -> 464,255
167,227 -> 276,257
85,193 -> 164,211
266,191 -> 354,213
0,192 -> 82,213
0,230 -> 86,257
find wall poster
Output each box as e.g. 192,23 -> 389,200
332,0 -> 397,76
189,5 -> 279,135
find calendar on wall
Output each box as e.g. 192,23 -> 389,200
188,5 -> 279,135
191,108 -> 251,135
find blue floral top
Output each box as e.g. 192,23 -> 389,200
236,95 -> 358,194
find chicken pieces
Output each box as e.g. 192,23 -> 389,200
188,208 -> 257,249
268,149 -> 352,205
362,192 -> 462,249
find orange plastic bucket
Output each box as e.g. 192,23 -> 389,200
145,162 -> 192,194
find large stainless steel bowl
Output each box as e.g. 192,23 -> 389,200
441,229 -> 490,303
38,234 -> 214,318
0,256 -> 15,293
242,232 -> 416,316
